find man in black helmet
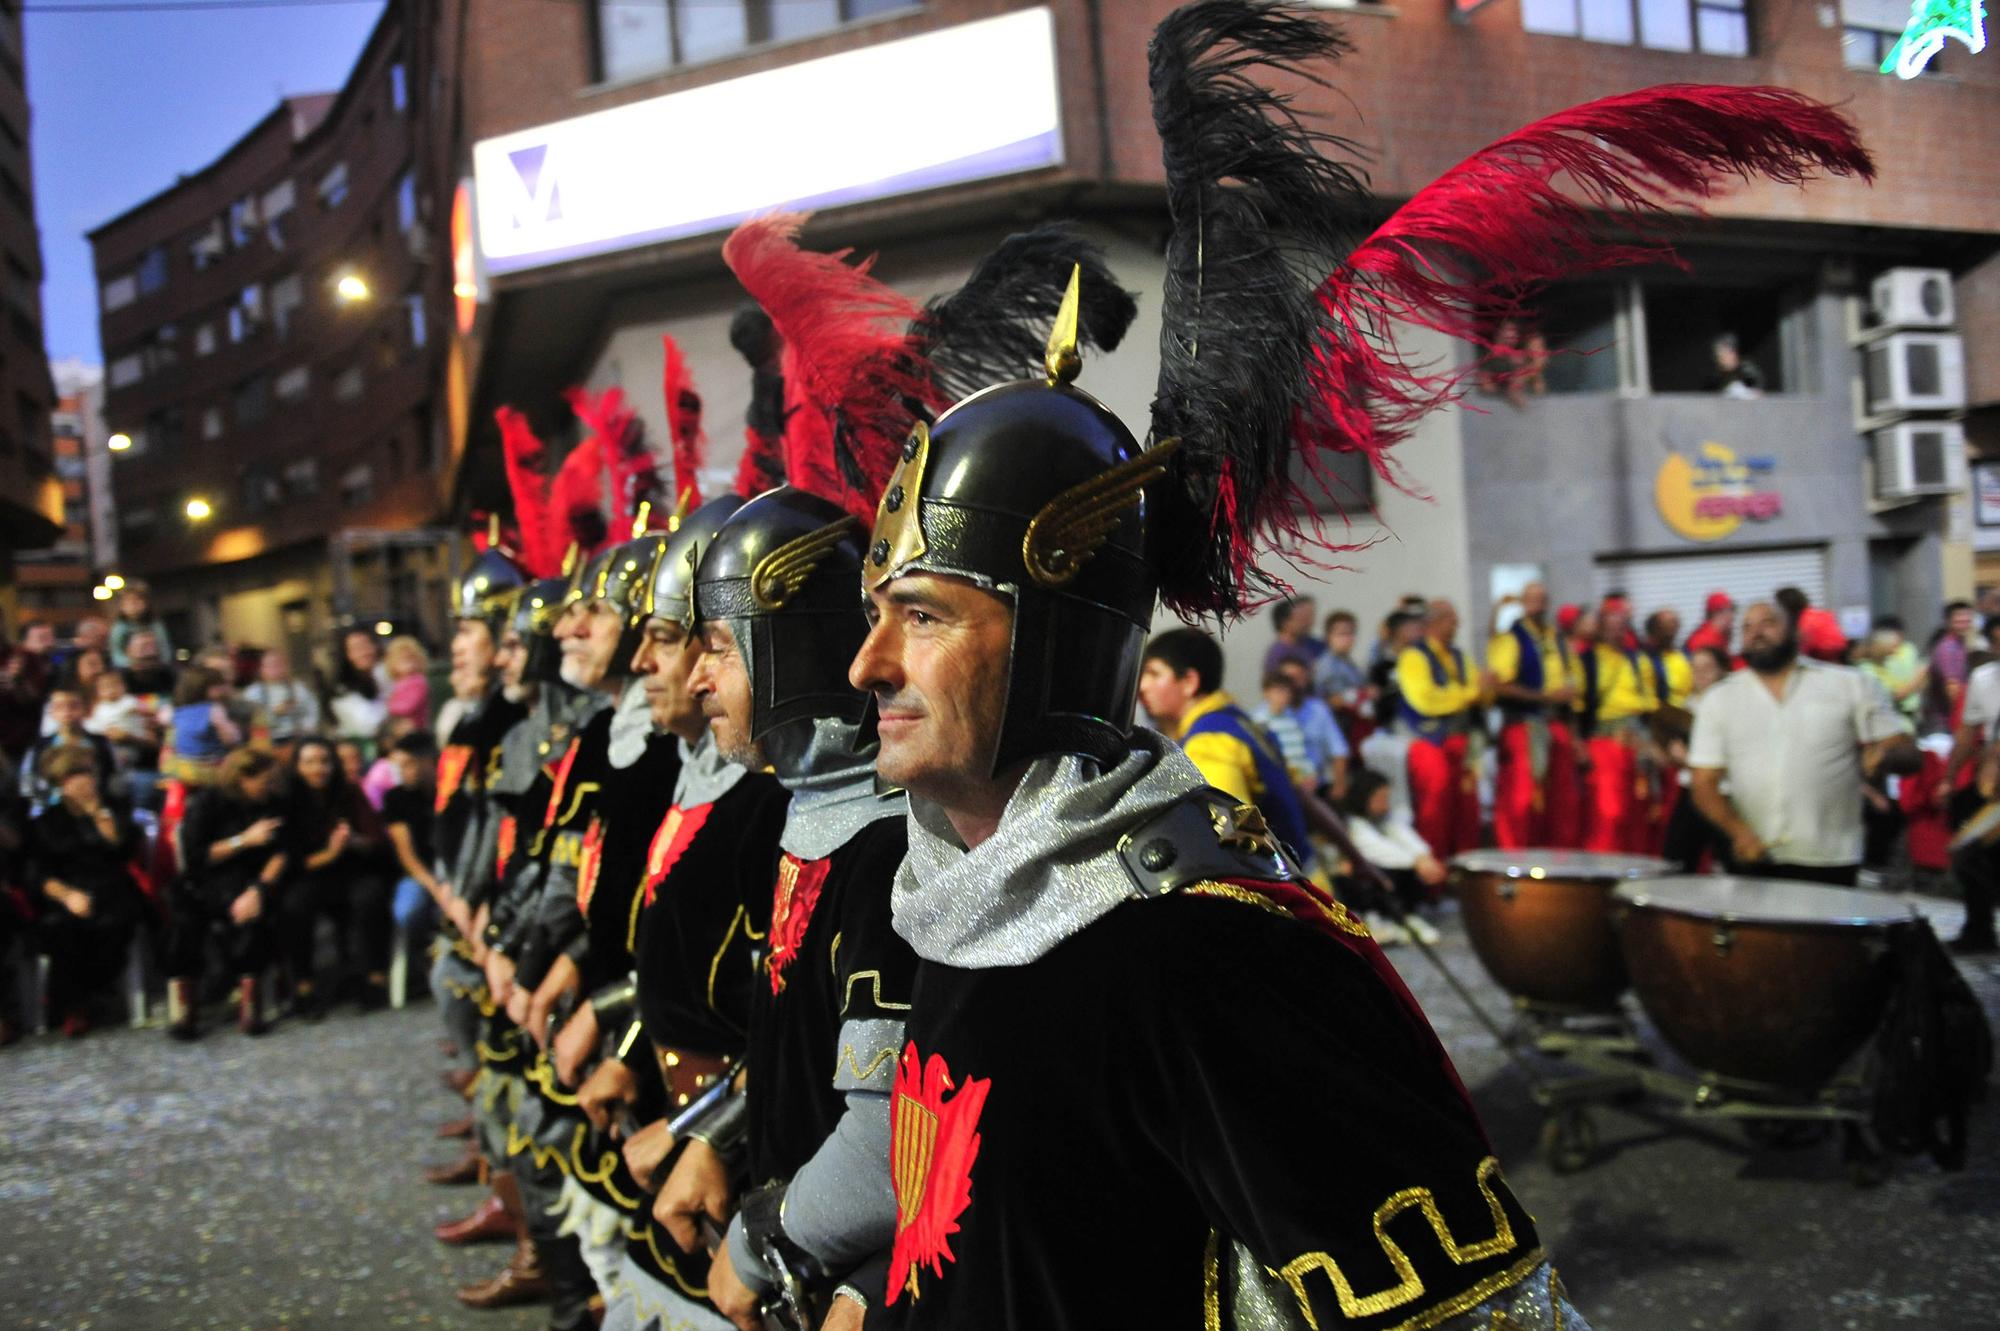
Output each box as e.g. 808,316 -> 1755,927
846,274 -> 1589,1329
650,484 -> 915,1331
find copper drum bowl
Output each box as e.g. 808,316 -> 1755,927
1450,849 -> 1672,1009
1613,876 -> 1920,1090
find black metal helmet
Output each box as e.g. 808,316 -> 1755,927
642,496 -> 744,633
581,522 -> 671,673
863,272 -> 1175,772
510,573 -> 572,685
693,485 -> 869,740
455,536 -> 528,636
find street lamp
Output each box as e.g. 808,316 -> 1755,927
107,432 -> 132,452
373,620 -> 394,636
91,585 -> 113,601
103,574 -> 125,590
336,272 -> 371,304
185,496 -> 213,521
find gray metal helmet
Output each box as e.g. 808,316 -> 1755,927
642,496 -> 745,632
455,543 -> 529,636
574,531 -> 669,678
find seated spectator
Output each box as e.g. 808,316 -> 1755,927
363,717 -> 417,808
334,739 -> 374,805
1312,609 -> 1371,740
282,738 -> 389,1015
1279,657 -> 1351,798
380,731 -> 445,950
119,629 -> 176,705
1335,769 -> 1444,945
58,648 -> 110,717
26,747 -> 144,1037
1254,671 -> 1315,783
162,667 -> 242,790
168,745 -> 289,1039
18,688 -> 115,810
384,636 -> 432,729
1859,616 -> 1926,723
243,649 -> 322,756
1262,595 -> 1324,676
328,628 -> 390,747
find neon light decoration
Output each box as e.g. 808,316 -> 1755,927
1881,0 -> 1986,78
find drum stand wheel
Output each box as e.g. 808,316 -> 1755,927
1540,1106 -> 1599,1175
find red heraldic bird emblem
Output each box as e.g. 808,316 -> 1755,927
640,803 -> 713,908
435,745 -> 474,814
575,816 -> 606,915
765,853 -> 831,994
887,1043 -> 990,1305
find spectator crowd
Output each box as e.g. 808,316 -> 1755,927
1137,583 -> 1994,953
0,579 -> 474,1041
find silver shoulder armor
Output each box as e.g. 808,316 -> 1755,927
1115,788 -> 1305,899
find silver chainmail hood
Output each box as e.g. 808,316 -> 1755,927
766,713 -> 905,859
606,678 -> 654,769
892,727 -> 1207,967
673,727 -> 748,810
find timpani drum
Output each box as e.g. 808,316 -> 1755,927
1613,876 -> 1921,1091
1451,849 -> 1672,1010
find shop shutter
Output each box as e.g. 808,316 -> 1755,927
1592,546 -> 1828,644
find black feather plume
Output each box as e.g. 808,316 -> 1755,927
728,304 -> 789,497
1146,0 -> 1377,619
912,224 -> 1141,404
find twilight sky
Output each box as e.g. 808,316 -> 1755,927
27,0 -> 387,363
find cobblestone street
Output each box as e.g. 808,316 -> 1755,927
1,895 -> 1995,1331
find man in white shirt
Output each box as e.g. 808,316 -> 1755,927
1689,601 -> 1916,886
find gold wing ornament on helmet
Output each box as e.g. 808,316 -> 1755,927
1020,438 -> 1181,589
751,516 -> 861,610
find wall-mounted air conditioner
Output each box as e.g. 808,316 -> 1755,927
1871,267 -> 1955,330
1864,332 -> 1966,414
1872,421 -> 1965,502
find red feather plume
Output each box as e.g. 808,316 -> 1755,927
734,422 -> 786,500
1304,84 -> 1874,470
549,413 -> 609,559
496,405 -> 562,579
721,212 -> 938,523
568,385 -> 663,538
661,335 -> 705,512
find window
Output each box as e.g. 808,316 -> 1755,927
228,195 -> 259,249
233,374 -> 270,427
318,161 -> 349,209
121,507 -> 157,547
1642,278 -> 1801,394
147,406 -> 184,452
194,322 -> 217,357
396,171 -> 419,234
109,353 -> 144,389
144,323 -> 178,375
405,292 -> 428,349
229,283 -> 263,343
340,462 -> 375,507
1840,0 -> 1934,69
274,365 -> 311,402
270,272 -> 304,338
594,0 -> 911,81
333,364 -> 364,402
189,218 -> 225,271
201,405 -> 224,440
136,246 -> 169,295
1524,0 -> 1748,53
390,61 -> 409,113
243,467 -> 282,513
283,458 -> 319,497
102,274 -> 137,312
261,179 -> 296,247
1472,286 -> 1626,397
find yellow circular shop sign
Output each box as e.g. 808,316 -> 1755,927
1655,442 -> 1783,542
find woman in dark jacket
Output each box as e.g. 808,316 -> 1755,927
27,746 -> 144,1037
169,744 -> 289,1038
281,736 -> 389,1014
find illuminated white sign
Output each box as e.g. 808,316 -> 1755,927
472,7 -> 1064,274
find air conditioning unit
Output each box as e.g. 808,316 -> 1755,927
1871,267 -> 1955,329
1863,332 -> 1966,414
1872,421 -> 1965,501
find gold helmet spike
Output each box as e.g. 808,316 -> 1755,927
1044,263 -> 1083,388
631,500 -> 653,540
666,485 -> 694,534
487,513 -> 503,549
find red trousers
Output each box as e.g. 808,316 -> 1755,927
1493,720 -> 1582,850
1583,734 -> 1650,854
1407,733 -> 1480,859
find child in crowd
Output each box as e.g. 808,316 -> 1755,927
1336,767 -> 1445,946
162,667 -> 243,789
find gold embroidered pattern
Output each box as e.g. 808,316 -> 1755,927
1203,1229 -> 1223,1331
1180,880 -> 1373,939
552,780 -> 601,831
840,969 -> 914,1016
1274,1156 -> 1522,1326
505,1121 -> 571,1175
571,1124 -> 644,1210
525,1052 -> 581,1106
841,1043 -> 897,1083
623,1219 -> 709,1298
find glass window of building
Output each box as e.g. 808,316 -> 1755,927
270,272 -> 305,338
390,61 -> 409,113
1523,0 -> 1749,52
262,180 -> 297,247
596,0 -> 915,81
340,463 -> 374,507
318,161 -> 349,209
189,218 -> 225,271
101,273 -> 137,312
109,353 -> 143,389
194,322 -> 217,357
405,291 -> 427,349
1642,278 -> 1802,394
201,405 -> 224,440
233,374 -> 270,426
1840,0 -> 1932,68
228,196 -> 259,249
148,407 -> 185,452
274,365 -> 311,402
136,246 -> 169,296
284,458 -> 320,496
333,364 -> 365,402
396,172 -> 419,234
